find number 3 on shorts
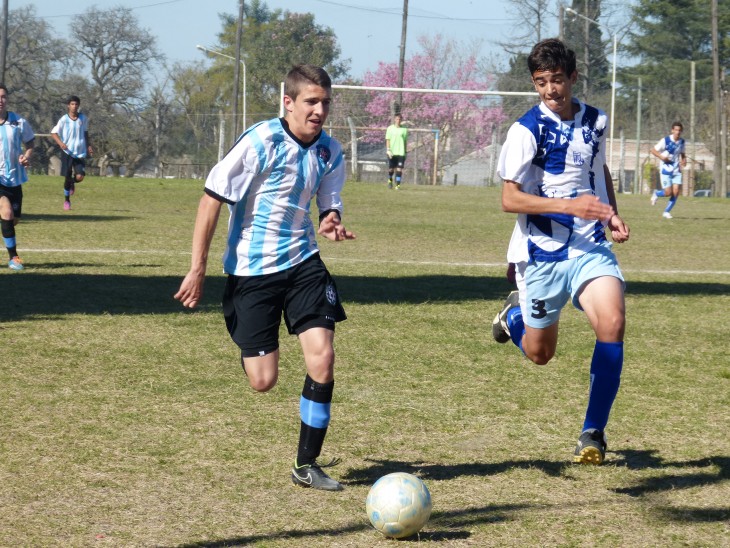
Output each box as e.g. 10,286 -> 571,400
531,298 -> 547,319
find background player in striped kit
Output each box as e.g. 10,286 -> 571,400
649,122 -> 686,219
0,84 -> 35,271
51,95 -> 92,210
175,65 -> 355,491
492,39 -> 630,465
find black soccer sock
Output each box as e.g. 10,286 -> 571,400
1,219 -> 17,258
63,179 -> 72,200
296,375 -> 334,466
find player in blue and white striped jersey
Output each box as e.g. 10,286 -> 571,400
649,122 -> 686,218
51,96 -> 92,210
0,84 -> 35,271
175,65 -> 355,491
492,39 -> 630,465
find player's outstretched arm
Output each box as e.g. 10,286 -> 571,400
602,164 -> 629,243
318,210 -> 356,242
502,180 -> 614,221
174,193 -> 223,308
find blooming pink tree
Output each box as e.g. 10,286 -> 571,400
361,34 -> 507,168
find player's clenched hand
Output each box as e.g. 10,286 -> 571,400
570,194 -> 615,221
608,215 -> 630,244
174,272 -> 205,309
318,211 -> 356,241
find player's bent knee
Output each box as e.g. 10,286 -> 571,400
527,350 -> 554,366
75,174 -> 85,182
248,372 -> 278,392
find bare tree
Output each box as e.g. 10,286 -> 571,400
70,6 -> 162,175
498,0 -> 554,56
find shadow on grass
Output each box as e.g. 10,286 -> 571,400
172,503 -> 524,547
611,453 -> 729,498
21,213 -> 136,222
1,271 -> 728,321
342,457 -> 570,485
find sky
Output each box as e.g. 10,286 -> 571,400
20,0 -> 562,79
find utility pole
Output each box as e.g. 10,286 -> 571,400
711,0 -> 724,197
396,0 -> 408,114
232,0 -> 245,142
0,0 -> 8,83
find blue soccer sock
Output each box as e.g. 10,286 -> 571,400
583,340 -> 624,432
1,219 -> 17,258
655,189 -> 666,198
665,195 -> 677,213
297,375 -> 333,465
506,306 -> 525,354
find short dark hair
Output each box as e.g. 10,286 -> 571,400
527,38 -> 577,77
672,121 -> 683,130
284,65 -> 331,100
67,95 -> 81,104
0,83 -> 8,94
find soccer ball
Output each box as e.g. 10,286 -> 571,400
366,472 -> 432,538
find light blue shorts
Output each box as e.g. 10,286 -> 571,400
660,172 -> 682,188
523,244 -> 625,329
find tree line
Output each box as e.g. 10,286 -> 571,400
5,0 -> 728,179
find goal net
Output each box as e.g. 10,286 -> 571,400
324,85 -> 537,186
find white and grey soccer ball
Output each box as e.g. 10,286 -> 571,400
366,472 -> 432,538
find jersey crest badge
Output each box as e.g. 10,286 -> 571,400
573,151 -> 584,166
316,144 -> 331,164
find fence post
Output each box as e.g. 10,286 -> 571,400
347,117 -> 358,179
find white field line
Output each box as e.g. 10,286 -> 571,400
21,248 -> 730,276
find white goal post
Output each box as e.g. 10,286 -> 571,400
280,83 -> 538,186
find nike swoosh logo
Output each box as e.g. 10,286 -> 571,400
292,470 -> 313,485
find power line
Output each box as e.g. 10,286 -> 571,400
311,0 -> 510,22
38,0 -> 186,19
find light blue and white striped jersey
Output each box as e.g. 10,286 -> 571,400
499,99 -> 610,264
0,112 -> 34,187
205,117 -> 345,276
653,135 -> 685,176
51,113 -> 89,158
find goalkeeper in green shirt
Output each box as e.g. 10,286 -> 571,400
385,114 -> 408,189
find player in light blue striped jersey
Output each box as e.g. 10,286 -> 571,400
492,39 -> 630,465
649,122 -> 686,219
0,84 -> 35,271
51,95 -> 92,211
175,65 -> 355,491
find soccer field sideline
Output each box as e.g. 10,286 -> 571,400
18,247 -> 730,276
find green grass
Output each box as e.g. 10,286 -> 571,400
1,175 -> 729,547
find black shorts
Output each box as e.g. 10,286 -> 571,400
61,154 -> 86,179
0,184 -> 23,218
222,254 -> 347,357
388,155 -> 406,169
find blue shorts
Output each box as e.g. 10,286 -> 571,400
523,244 -> 624,329
660,172 -> 682,188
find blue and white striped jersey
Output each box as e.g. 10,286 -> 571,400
51,113 -> 90,158
653,135 -> 685,176
205,117 -> 345,276
0,112 -> 34,187
499,99 -> 610,264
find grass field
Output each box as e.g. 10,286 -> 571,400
1,175 -> 728,547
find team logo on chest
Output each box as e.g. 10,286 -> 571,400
573,151 -> 584,166
316,144 -> 331,164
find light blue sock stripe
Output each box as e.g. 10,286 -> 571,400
300,396 -> 331,429
3,236 -> 15,248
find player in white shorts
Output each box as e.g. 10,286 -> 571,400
491,39 -> 630,465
